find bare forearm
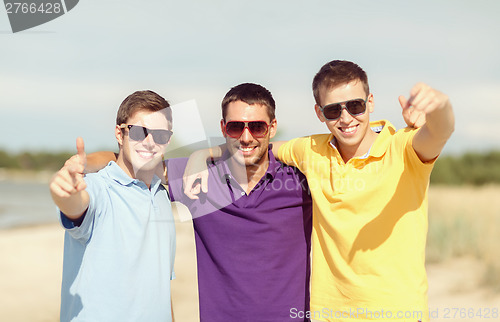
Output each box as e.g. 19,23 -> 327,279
51,190 -> 90,219
188,144 -> 224,162
424,101 -> 455,142
182,144 -> 225,199
409,84 -> 455,162
205,144 -> 225,160
271,141 -> 287,160
86,151 -> 117,173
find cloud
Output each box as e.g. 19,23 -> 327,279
1,0 -> 500,154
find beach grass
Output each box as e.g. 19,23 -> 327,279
427,185 -> 500,291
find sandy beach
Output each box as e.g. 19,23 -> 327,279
1,199 -> 499,322
0,202 -> 201,322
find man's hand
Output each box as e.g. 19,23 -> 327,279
49,137 -> 90,218
400,96 -> 426,129
400,83 -> 455,162
50,137 -> 87,197
182,149 -> 210,200
399,82 -> 450,126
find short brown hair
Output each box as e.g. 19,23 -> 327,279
116,90 -> 172,126
221,83 -> 276,121
312,60 -> 369,106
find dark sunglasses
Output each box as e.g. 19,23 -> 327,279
319,98 -> 368,120
224,121 -> 269,138
120,124 -> 173,144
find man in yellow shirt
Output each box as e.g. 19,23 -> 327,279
184,60 -> 454,321
272,60 -> 454,321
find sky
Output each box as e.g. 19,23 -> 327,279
1,0 -> 499,155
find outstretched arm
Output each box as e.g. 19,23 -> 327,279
49,137 -> 90,220
399,83 -> 455,162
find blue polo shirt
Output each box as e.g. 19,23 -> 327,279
167,148 -> 312,322
59,161 -> 176,322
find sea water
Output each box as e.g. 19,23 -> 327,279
0,180 -> 57,229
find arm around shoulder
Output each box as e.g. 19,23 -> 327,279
87,151 -> 117,173
182,144 -> 225,199
270,141 -> 287,161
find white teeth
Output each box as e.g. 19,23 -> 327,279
342,126 -> 357,133
138,151 -> 154,158
239,147 -> 255,152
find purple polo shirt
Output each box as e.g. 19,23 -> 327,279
167,148 -> 312,322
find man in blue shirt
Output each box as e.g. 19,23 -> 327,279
49,90 -> 176,322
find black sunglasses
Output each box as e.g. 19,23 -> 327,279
120,124 -> 173,144
224,121 -> 269,138
319,98 -> 368,120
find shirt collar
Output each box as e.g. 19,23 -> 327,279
328,119 -> 395,159
367,120 -> 396,158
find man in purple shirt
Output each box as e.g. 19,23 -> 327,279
168,83 -> 312,321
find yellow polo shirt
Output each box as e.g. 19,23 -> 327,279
278,120 -> 435,322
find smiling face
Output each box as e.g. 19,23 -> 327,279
315,80 -> 377,160
116,109 -> 171,177
221,100 -> 277,171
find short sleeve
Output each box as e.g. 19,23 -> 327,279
59,174 -> 105,244
165,158 -> 188,203
401,128 -> 436,177
277,137 -> 310,173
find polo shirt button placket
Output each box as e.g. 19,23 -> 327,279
150,189 -> 159,215
336,166 -> 348,194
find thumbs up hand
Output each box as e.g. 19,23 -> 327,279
50,137 -> 87,198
